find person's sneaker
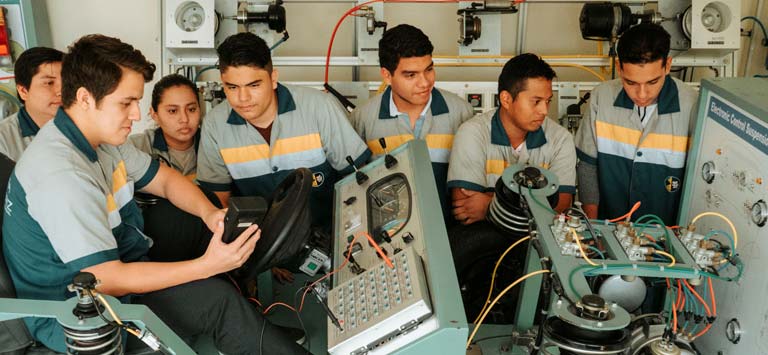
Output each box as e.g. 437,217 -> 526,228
276,324 -> 306,346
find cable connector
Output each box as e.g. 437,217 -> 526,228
707,316 -> 717,324
137,327 -> 166,351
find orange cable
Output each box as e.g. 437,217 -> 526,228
248,297 -> 262,307
708,277 -> 717,316
608,201 -> 641,222
682,280 -> 712,317
225,272 -> 242,295
694,324 -> 712,338
262,302 -> 296,315
363,232 -> 393,269
298,234 -> 358,312
671,289 -> 678,334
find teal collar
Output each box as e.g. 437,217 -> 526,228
227,83 -> 296,125
613,75 -> 680,114
152,128 -> 200,152
377,87 -> 449,119
17,107 -> 40,137
490,109 -> 547,149
54,108 -> 98,162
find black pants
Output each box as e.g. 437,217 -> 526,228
135,187 -> 309,354
130,277 -> 308,355
143,186 -> 220,262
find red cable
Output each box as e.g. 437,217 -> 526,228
324,0 -> 383,84
323,0 -> 464,84
298,234 -> 359,312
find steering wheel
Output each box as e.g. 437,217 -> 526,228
238,167 -> 314,281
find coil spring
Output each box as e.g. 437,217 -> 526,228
486,177 -> 531,237
63,322 -> 123,355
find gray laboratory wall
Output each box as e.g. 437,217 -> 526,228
44,0 -> 768,130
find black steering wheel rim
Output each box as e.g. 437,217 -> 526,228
239,167 -> 313,280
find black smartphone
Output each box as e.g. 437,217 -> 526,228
222,196 -> 269,244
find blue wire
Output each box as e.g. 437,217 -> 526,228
193,65 -> 218,83
586,246 -> 605,259
703,229 -> 735,256
646,242 -> 664,250
270,36 -> 288,51
681,286 -> 693,333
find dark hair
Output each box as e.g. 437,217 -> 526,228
498,53 -> 556,99
151,74 -> 199,111
14,47 -> 64,103
217,32 -> 272,72
617,24 -> 671,67
61,34 -> 155,108
378,24 -> 434,73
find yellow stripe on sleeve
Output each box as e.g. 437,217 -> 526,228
106,194 -> 117,212
111,161 -> 127,194
485,159 -> 508,176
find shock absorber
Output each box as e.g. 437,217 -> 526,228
62,272 -> 123,355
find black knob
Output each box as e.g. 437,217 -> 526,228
379,230 -> 392,244
378,138 -> 398,169
346,156 -> 369,185
73,272 -> 97,289
582,294 -> 605,309
346,156 -> 356,168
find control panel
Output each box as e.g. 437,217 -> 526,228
679,78 -> 768,354
329,140 -> 466,354
327,246 -> 432,355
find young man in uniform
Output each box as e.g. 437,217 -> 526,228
3,34 -> 308,354
574,24 -> 699,225
350,24 -> 474,222
448,53 -> 577,225
0,47 -> 63,161
197,32 -> 370,230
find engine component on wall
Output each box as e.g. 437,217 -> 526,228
457,0 -> 517,46
226,0 -> 286,33
579,2 -> 663,41
458,12 -> 482,46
